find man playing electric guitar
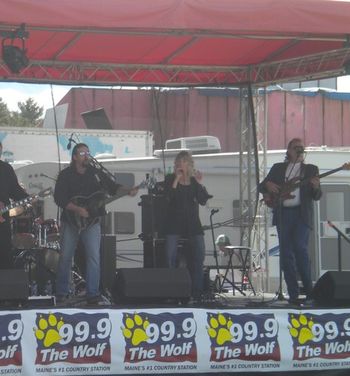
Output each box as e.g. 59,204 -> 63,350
54,143 -> 138,304
0,141 -> 29,269
258,138 -> 322,305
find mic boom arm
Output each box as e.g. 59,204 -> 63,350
88,155 -> 117,184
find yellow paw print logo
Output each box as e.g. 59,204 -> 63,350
34,313 -> 64,347
207,313 -> 233,346
289,314 -> 314,345
122,313 -> 150,346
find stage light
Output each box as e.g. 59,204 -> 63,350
2,41 -> 28,74
0,24 -> 29,74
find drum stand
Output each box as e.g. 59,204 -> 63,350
14,249 -> 37,294
71,263 -> 86,296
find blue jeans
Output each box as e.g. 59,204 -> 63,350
165,234 -> 205,297
276,206 -> 312,300
56,221 -> 101,297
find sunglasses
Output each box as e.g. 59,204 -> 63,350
78,151 -> 90,156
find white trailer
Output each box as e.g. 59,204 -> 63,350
0,126 -> 154,163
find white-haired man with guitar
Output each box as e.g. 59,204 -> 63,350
258,138 -> 322,305
0,141 -> 29,269
54,143 -> 137,304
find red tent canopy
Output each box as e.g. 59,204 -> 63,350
1,0 -> 350,86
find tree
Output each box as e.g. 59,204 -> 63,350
17,98 -> 44,127
0,98 -> 11,126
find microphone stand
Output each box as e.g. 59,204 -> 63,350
40,173 -> 57,182
327,220 -> 350,272
275,197 -> 285,301
88,155 -> 117,184
209,209 -> 220,292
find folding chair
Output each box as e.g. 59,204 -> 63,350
218,246 -> 256,296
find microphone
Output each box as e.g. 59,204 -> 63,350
211,209 -> 219,215
88,156 -> 97,167
295,146 -> 305,155
67,133 -> 74,150
40,173 -> 57,182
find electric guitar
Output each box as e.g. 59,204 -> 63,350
263,163 -> 350,208
0,187 -> 53,223
67,178 -> 156,230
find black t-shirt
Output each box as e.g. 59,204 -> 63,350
54,165 -> 121,222
163,173 -> 212,237
0,160 -> 28,220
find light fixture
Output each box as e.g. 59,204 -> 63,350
0,24 -> 29,74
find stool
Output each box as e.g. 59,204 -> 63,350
219,246 -> 255,296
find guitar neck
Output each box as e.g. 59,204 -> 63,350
290,165 -> 344,190
0,195 -> 35,215
0,187 -> 52,216
318,166 -> 344,179
104,180 -> 148,205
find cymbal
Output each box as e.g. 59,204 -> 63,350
9,206 -> 24,217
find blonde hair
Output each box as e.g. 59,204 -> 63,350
174,150 -> 194,175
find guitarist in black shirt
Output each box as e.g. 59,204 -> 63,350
0,142 -> 28,269
54,143 -> 137,304
258,138 -> 322,304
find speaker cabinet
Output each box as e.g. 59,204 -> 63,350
313,271 -> 350,306
114,268 -> 191,303
0,270 -> 29,301
100,235 -> 116,292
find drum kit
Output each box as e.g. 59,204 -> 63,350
11,206 -> 60,295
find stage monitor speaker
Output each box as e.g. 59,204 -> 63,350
312,271 -> 350,307
0,269 -> 29,301
114,268 -> 192,303
100,235 -> 116,292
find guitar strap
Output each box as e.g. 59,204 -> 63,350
285,161 -> 302,182
300,163 -> 306,180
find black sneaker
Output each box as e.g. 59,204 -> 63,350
87,295 -> 111,306
303,296 -> 314,305
56,295 -> 68,304
288,298 -> 302,306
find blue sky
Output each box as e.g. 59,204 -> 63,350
0,82 -> 71,112
1,76 -> 350,114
